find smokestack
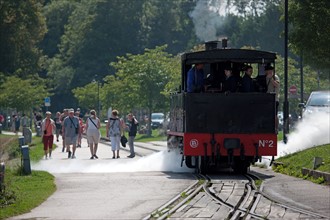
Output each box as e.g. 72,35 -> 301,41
222,38 -> 227,49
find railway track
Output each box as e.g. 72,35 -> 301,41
145,172 -> 328,220
96,137 -> 327,219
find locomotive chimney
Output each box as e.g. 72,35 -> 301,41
222,38 -> 227,49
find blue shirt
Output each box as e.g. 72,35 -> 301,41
187,67 -> 204,92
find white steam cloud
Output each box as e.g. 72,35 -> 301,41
189,0 -> 228,42
32,148 -> 193,173
260,112 -> 330,166
277,112 -> 330,157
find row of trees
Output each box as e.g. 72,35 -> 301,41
0,0 -> 329,118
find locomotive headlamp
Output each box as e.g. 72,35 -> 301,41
224,138 -> 240,149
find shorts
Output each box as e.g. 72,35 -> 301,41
110,136 -> 121,151
65,136 -> 77,146
43,135 -> 54,150
56,128 -> 61,136
86,130 -> 100,144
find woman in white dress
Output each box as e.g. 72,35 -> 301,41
85,110 -> 101,159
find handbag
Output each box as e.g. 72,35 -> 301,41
120,135 -> 128,148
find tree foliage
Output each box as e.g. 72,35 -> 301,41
39,0 -> 78,58
288,0 -> 330,70
103,45 -> 179,113
45,0 -> 195,109
0,76 -> 50,112
225,0 -> 283,54
1,0 -> 328,115
275,55 -> 329,114
0,0 -> 46,76
72,81 -> 99,111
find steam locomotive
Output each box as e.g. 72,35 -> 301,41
167,40 -> 277,174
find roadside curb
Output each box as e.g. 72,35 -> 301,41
273,161 -> 330,185
302,168 -> 330,185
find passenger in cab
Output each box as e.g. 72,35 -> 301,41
187,63 -> 204,93
265,65 -> 280,132
241,65 -> 255,92
223,66 -> 238,93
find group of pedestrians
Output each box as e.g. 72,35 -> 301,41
40,108 -> 139,160
105,110 -> 139,159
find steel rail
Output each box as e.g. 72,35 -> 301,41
250,171 -> 329,219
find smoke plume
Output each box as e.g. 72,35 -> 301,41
189,0 -> 228,42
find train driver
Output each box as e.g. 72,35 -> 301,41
187,63 -> 204,93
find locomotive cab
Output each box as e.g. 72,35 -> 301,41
168,41 -> 278,174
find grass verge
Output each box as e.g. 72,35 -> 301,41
273,143 -> 330,184
0,134 -> 56,219
0,169 -> 56,219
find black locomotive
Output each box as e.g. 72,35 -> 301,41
167,40 -> 278,174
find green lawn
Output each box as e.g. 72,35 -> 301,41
273,143 -> 330,184
0,134 -> 56,220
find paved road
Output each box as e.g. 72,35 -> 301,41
7,137 -> 196,220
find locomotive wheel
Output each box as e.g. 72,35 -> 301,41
192,156 -> 206,174
194,156 -> 210,174
185,156 -> 204,174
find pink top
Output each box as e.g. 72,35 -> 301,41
42,118 -> 55,136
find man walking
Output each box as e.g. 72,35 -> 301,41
126,113 -> 139,158
62,108 -> 80,159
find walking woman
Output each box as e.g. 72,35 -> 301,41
41,111 -> 56,159
106,109 -> 124,159
85,110 -> 101,159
